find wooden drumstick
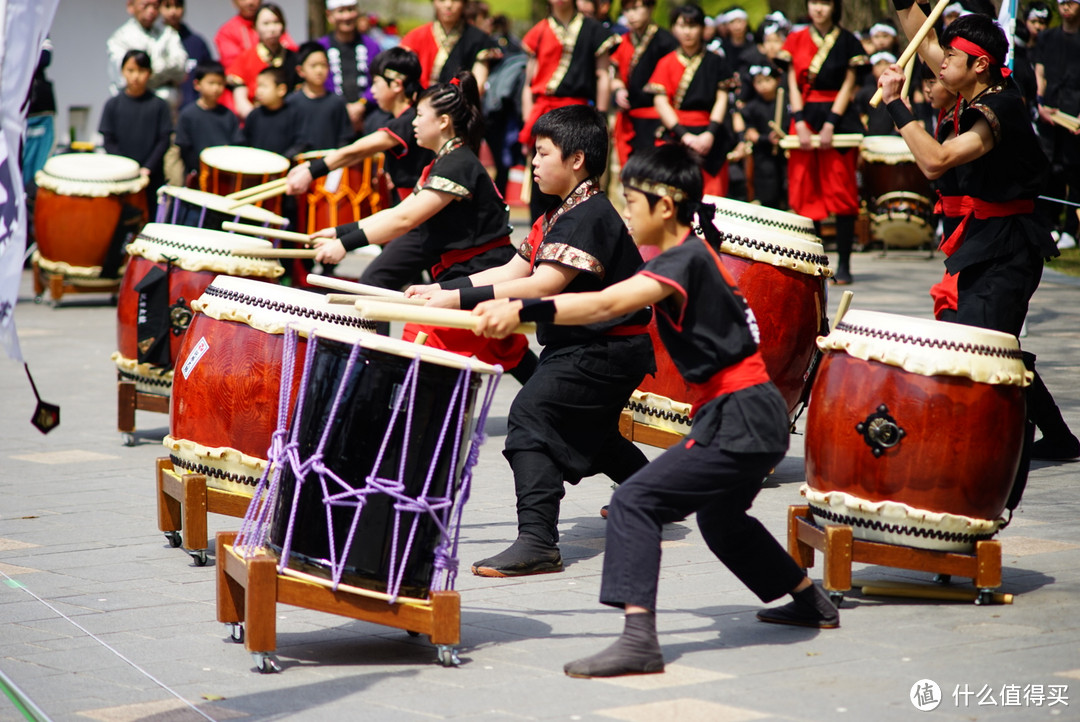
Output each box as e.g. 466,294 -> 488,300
227,185 -> 288,210
768,120 -> 788,138
221,222 -> 313,244
869,0 -> 951,108
326,293 -> 426,306
226,176 -> 288,200
305,273 -> 413,299
779,133 -> 863,150
353,299 -> 537,335
901,55 -> 915,99
833,289 -> 854,328
231,247 -> 319,259
413,331 -> 430,346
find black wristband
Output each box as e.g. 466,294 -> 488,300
826,111 -> 843,127
886,99 -> 917,130
893,0 -> 915,10
335,222 -> 357,239
340,228 -> 369,251
438,276 -> 473,290
792,109 -> 805,123
671,124 -> 689,140
706,121 -> 724,137
517,298 -> 556,323
307,157 -> 330,178
459,285 -> 495,310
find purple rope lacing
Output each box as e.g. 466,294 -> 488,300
236,330 -> 502,605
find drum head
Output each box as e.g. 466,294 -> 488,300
194,275 -> 373,334
159,186 -> 288,226
860,135 -> 915,164
708,218 -> 832,277
820,309 -> 1029,385
200,146 -> 290,174
36,153 -> 148,196
704,195 -> 819,241
128,223 -> 284,277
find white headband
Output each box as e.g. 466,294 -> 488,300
326,0 -> 357,9
869,23 -> 897,37
870,51 -> 897,65
722,9 -> 749,23
944,2 -> 970,16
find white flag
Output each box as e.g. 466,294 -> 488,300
0,0 -> 61,363
997,0 -> 1017,70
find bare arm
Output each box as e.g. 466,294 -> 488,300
895,2 -> 944,70
654,93 -> 681,134
820,67 -> 858,149
594,54 -> 611,113
470,58 -> 490,95
418,261 -> 580,309
311,189 -> 452,263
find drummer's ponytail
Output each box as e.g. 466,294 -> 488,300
418,71 -> 485,153
620,143 -> 703,227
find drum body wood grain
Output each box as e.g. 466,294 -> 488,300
295,150 -> 385,234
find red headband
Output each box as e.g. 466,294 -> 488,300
949,36 -> 1011,76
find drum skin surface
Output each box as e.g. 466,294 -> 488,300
171,313 -> 298,463
268,336 -> 482,598
35,188 -> 147,269
805,352 -> 1025,521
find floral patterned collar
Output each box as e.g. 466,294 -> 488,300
543,177 -> 602,235
436,137 -> 465,159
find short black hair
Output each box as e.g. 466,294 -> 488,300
960,0 -> 997,18
121,49 -> 152,72
621,144 -> 703,225
372,47 -> 423,103
671,3 -> 705,27
257,65 -> 289,87
940,13 -> 1008,78
621,0 -> 658,9
804,0 -> 842,24
194,61 -> 225,82
532,105 -> 609,178
296,41 -> 328,66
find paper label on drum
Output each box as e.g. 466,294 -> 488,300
181,337 -> 210,379
324,168 -> 344,194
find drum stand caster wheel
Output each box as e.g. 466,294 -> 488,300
164,531 -> 183,548
122,433 -> 136,447
436,645 -> 460,667
975,589 -> 995,606
828,592 -> 844,606
33,294 -> 44,305
932,574 -> 952,585
226,622 -> 244,643
189,550 -> 208,566
252,652 -> 281,674
406,630 -> 421,638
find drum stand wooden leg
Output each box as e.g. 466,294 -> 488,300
31,257 -> 122,306
215,531 -> 462,673
618,409 -> 684,449
787,505 -> 1003,606
156,457 -> 253,566
117,381 -> 169,445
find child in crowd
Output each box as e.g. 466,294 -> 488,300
175,62 -> 242,180
310,72 -> 534,378
400,0 -> 501,90
242,66 -> 303,158
738,63 -> 789,208
289,41 -> 355,152
406,105 -> 655,577
470,144 -> 838,679
99,49 -> 172,210
286,47 -> 436,290
647,4 -> 737,197
856,51 -> 900,135
226,3 -> 297,119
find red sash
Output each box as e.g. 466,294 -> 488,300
803,89 -> 838,104
430,235 -> 511,280
605,324 -> 649,337
675,109 -> 711,126
687,351 -> 770,418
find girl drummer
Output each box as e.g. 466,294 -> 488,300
310,71 -> 534,379
775,0 -> 868,285
471,143 -> 839,679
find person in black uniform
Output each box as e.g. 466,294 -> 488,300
738,63 -> 789,209
175,62 -> 242,179
289,42 -> 355,153
285,47 -> 437,291
471,144 -> 839,678
407,105 -> 656,577
242,65 -> 303,157
881,11 -> 1079,463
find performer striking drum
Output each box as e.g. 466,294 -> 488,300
879,9 -> 1079,462
775,0 -> 867,285
310,72 -> 534,379
472,144 -> 838,679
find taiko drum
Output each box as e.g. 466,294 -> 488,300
294,150 -> 386,235
804,309 -> 1029,552
156,186 -> 288,232
199,146 -> 290,216
165,277 -> 375,494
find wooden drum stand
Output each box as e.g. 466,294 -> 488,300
156,457 -> 251,565
787,505 -> 1004,606
215,531 -> 461,673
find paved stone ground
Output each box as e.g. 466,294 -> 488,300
2,235 -> 1080,722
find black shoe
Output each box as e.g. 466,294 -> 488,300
830,268 -> 853,285
471,534 -> 563,577
564,612 -> 664,678
757,583 -> 840,629
1031,434 -> 1080,461
600,505 -> 609,519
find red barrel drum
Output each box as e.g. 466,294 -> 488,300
860,136 -> 935,248
804,309 -> 1029,552
156,186 -> 288,232
114,224 -> 283,396
294,150 -> 385,235
165,276 -> 376,493
33,153 -> 148,283
199,146 -> 290,216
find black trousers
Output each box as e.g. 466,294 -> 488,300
358,227 -> 436,290
955,245 -> 1044,337
600,438 -> 804,611
505,336 -> 653,543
